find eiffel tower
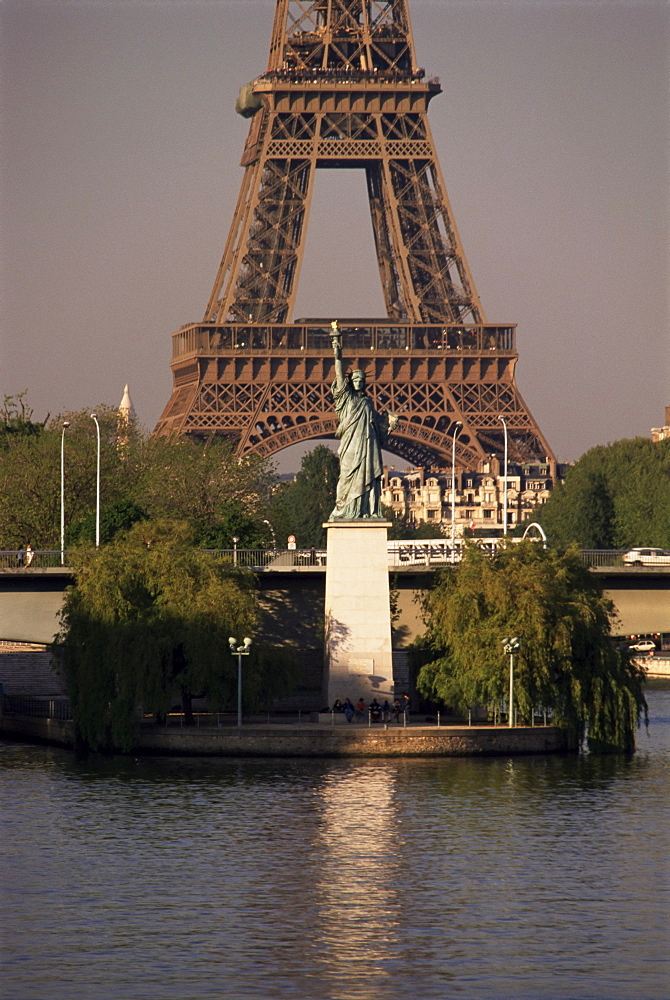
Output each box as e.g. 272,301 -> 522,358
154,0 -> 555,471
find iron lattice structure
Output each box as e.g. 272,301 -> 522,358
155,0 -> 555,470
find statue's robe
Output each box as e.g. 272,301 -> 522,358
329,379 -> 390,519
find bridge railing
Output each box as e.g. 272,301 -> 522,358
205,549 -> 327,569
0,550 -> 64,569
579,550 -> 626,568
2,547 -> 661,572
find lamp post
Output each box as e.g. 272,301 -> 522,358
503,636 -> 520,727
60,421 -> 70,565
232,535 -> 239,566
262,519 -> 276,551
90,413 -> 101,547
498,415 -> 508,536
450,421 -> 462,557
229,636 -> 252,727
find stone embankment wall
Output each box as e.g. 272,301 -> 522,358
134,724 -> 572,757
0,713 -> 572,757
0,713 -> 72,746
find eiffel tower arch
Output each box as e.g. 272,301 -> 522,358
154,0 -> 555,470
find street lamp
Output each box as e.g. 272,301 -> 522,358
90,413 -> 101,547
229,636 -> 252,727
262,518 -> 276,551
232,535 -> 239,566
60,421 -> 70,565
450,421 -> 462,556
502,636 -> 520,727
498,415 -> 508,536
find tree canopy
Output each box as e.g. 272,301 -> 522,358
56,519 -> 265,751
537,437 -> 670,549
415,541 -> 647,752
383,506 -> 447,540
0,400 -> 273,550
1,392 -> 46,443
270,445 -> 339,548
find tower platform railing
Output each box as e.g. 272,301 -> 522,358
172,322 -> 516,360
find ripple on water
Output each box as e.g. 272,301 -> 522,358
1,685 -> 669,1000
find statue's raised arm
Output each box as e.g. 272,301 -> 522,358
330,320 -> 345,388
328,320 -> 398,520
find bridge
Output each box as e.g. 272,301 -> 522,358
1,548 -> 669,647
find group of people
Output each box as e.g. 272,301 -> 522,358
332,694 -> 410,724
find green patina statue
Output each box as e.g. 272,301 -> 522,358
329,321 -> 398,520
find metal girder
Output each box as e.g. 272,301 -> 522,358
156,0 -> 555,470
154,321 -> 555,468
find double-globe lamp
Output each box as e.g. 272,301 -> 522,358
229,637 -> 252,728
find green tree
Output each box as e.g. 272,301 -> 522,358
56,519 -> 262,751
0,398 -> 273,550
270,445 -> 339,547
67,499 -> 148,546
538,438 -> 670,549
0,405 -> 132,549
1,392 -> 46,443
415,541 -> 647,752
382,505 -> 447,540
132,435 -> 273,547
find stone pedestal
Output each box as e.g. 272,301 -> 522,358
323,520 -> 395,707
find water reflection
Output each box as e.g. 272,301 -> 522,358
1,684 -> 669,1000
313,766 -> 402,998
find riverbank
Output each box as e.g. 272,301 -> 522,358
0,712 -> 573,757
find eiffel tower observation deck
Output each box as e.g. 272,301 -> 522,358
154,0 -> 555,470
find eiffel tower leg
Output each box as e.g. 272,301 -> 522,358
207,152 -> 317,325
155,0 -> 555,471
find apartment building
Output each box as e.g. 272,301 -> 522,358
382,458 -> 565,535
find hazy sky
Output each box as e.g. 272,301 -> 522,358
2,0 -> 668,471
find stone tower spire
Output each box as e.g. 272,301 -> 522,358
118,384 -> 136,426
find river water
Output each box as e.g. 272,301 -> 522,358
2,684 -> 669,1000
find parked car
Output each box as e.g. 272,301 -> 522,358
629,639 -> 657,653
622,547 -> 670,566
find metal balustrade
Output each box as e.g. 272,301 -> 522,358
172,322 -> 516,360
0,550 -> 65,569
2,547 -> 666,572
2,695 -> 72,720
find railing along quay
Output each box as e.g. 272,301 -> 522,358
2,696 -> 72,720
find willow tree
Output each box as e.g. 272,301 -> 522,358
56,519 -> 260,752
416,542 -> 647,752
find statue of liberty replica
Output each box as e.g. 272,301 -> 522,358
329,321 -> 398,519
